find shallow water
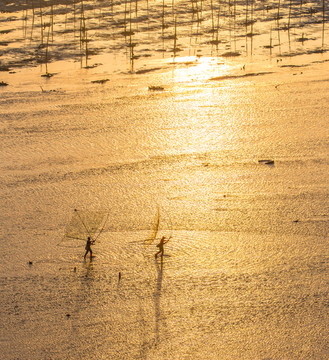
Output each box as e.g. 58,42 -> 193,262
1,0 -> 329,359
1,67 -> 329,358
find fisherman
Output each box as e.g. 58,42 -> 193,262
155,236 -> 170,258
84,236 -> 94,259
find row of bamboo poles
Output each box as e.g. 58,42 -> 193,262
19,0 -> 327,75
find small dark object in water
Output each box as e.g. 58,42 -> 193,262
66,314 -> 71,318
148,86 -> 164,91
293,219 -> 299,223
258,159 -> 274,165
221,51 -> 241,57
28,261 -> 33,265
83,63 -> 101,69
91,79 -> 109,84
0,81 -> 8,86
119,272 -> 121,281
73,267 -> 77,272
121,30 -> 135,36
41,72 -> 54,78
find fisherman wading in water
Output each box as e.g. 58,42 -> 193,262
84,237 -> 94,259
155,236 -> 170,259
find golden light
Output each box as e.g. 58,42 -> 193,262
169,55 -> 236,82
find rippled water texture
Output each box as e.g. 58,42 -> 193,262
1,0 -> 329,359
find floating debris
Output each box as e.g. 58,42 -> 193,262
258,159 -> 275,165
221,51 -> 241,57
41,72 -> 54,78
0,81 -> 8,86
91,79 -> 110,84
148,85 -> 164,91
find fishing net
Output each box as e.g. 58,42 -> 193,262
144,206 -> 160,246
60,209 -> 109,246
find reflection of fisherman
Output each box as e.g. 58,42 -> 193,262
155,236 -> 170,258
84,237 -> 94,259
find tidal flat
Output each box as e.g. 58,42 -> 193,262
1,1 -> 329,359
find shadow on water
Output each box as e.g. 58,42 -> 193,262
83,256 -> 94,276
154,255 -> 164,347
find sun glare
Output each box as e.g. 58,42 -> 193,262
169,56 -> 235,82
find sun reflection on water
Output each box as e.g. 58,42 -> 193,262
169,55 -> 236,82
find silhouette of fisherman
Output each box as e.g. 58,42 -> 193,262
84,237 -> 94,259
155,236 -> 170,259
